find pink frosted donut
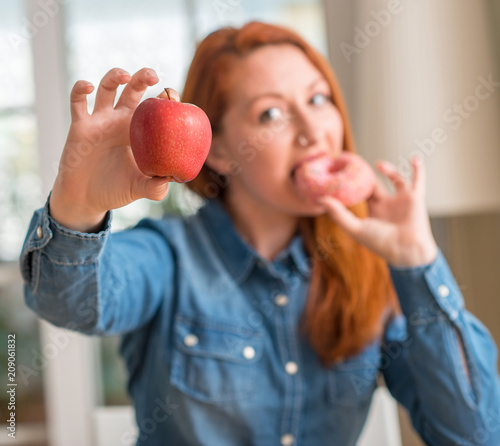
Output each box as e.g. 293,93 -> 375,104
293,152 -> 376,206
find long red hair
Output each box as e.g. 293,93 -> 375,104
182,22 -> 399,366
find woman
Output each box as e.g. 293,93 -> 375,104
21,22 -> 500,445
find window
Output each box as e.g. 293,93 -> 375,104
0,1 -> 47,441
0,1 -> 42,261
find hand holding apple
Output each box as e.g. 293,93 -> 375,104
130,88 -> 212,182
49,68 -> 174,233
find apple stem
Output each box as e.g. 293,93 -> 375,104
165,88 -> 172,100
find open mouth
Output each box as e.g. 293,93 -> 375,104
290,152 -> 328,179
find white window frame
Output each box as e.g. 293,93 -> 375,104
27,0 -> 106,444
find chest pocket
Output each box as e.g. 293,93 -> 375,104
170,315 -> 264,403
327,340 -> 381,409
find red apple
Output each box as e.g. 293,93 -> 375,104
129,89 -> 212,182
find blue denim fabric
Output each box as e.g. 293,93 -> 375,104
20,195 -> 500,446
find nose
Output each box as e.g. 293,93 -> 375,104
293,107 -> 324,148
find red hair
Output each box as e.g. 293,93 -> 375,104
182,22 -> 399,366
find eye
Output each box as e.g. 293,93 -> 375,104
259,107 -> 283,123
310,93 -> 332,106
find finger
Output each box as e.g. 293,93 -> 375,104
136,176 -> 170,201
93,68 -> 131,112
114,68 -> 159,111
317,195 -> 363,236
375,160 -> 409,193
157,88 -> 180,102
410,155 -> 426,195
70,80 -> 94,122
369,178 -> 389,201
366,180 -> 388,215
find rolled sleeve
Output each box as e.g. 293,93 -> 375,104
20,194 -> 174,335
383,249 -> 500,445
21,196 -> 111,288
389,248 -> 464,323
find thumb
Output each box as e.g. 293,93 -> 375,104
137,176 -> 170,201
317,195 -> 362,236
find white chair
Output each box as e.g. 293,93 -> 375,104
93,406 -> 138,446
357,386 -> 403,446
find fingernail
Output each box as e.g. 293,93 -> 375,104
155,182 -> 169,192
118,70 -> 130,76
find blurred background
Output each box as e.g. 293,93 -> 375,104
0,0 -> 499,445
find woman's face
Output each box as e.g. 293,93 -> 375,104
208,43 -> 345,216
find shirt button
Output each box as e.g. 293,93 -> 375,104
36,226 -> 43,239
438,285 -> 450,298
242,346 -> 255,360
183,334 -> 199,347
275,294 -> 289,306
281,433 -> 294,445
285,361 -> 298,375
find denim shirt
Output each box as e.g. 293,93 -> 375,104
21,196 -> 500,446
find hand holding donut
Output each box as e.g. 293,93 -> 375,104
309,155 -> 438,268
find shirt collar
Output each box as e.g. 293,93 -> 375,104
198,198 -> 310,283
284,233 -> 312,278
